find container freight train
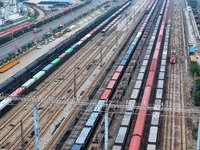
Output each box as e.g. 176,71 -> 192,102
71,0 -> 160,149
129,0 -> 169,149
0,1 -> 132,116
112,2 -> 168,150
146,21 -> 170,150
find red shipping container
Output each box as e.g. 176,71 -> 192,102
10,87 -> 25,97
111,72 -> 120,81
146,71 -> 155,87
116,65 -> 124,73
101,89 -> 111,100
89,28 -> 98,34
150,58 -> 157,71
58,53 -> 67,59
80,37 -> 88,41
107,80 -> 116,89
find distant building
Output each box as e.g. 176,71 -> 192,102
37,1 -> 72,11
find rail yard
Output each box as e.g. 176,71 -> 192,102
0,0 -> 198,149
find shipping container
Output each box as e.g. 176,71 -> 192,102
153,99 -> 162,111
144,55 -> 150,60
126,100 -> 136,112
157,80 -> 164,89
161,60 -> 166,66
112,145 -> 122,150
107,80 -> 116,89
124,53 -> 130,60
93,100 -> 105,112
120,59 -> 127,66
85,34 -> 91,38
76,127 -> 91,144
21,78 -> 36,88
156,89 -> 163,99
85,112 -> 99,127
0,97 -> 12,111
134,38 -> 138,42
58,53 -> 67,59
71,145 -> 82,150
116,66 -> 124,73
160,65 -> 166,72
130,89 -> 139,100
71,43 -> 78,49
80,37 -> 88,41
112,72 -> 120,81
121,112 -> 132,126
42,64 -> 54,72
51,58 -> 61,65
65,48 -> 73,54
134,80 -> 142,89
101,89 -> 112,100
142,60 -> 148,66
137,73 -> 144,81
10,87 -> 25,97
131,41 -> 137,46
77,41 -> 83,45
147,144 -> 156,150
139,66 -> 146,73
158,72 -> 165,80
148,126 -> 158,144
114,127 -> 128,145
151,112 -> 160,126
33,71 -> 45,80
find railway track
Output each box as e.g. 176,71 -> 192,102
0,3 -> 134,149
163,0 -> 187,149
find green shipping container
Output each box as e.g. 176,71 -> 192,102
33,71 -> 45,80
77,41 -> 83,45
65,48 -> 73,54
134,38 -> 138,42
51,58 -> 61,65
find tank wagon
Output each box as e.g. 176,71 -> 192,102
129,0 -> 169,149
0,1 -> 132,116
71,0 -> 161,149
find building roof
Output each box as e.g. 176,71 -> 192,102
189,46 -> 196,53
38,1 -> 72,5
190,55 -> 197,62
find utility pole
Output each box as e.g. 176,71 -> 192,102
21,120 -> 24,149
74,68 -> 77,100
105,102 -> 108,150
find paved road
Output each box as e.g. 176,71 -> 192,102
0,0 -> 110,59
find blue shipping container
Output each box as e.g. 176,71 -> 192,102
71,43 -> 78,49
85,112 -> 99,127
71,145 -> 82,150
124,53 -> 130,60
93,100 -> 105,112
76,127 -> 91,144
120,59 -> 127,66
42,64 -> 54,72
115,127 -> 128,145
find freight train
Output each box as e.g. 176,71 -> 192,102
129,0 -> 169,149
71,0 -> 162,149
0,1 -> 131,116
